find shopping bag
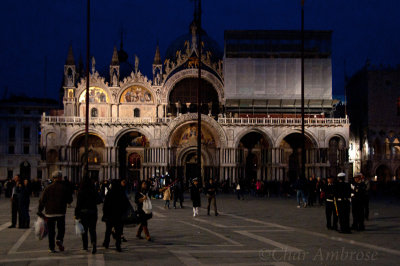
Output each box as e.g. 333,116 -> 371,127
75,220 -> 85,235
34,217 -> 48,240
122,204 -> 139,226
143,197 -> 152,214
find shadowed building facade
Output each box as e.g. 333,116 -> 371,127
40,24 -> 349,185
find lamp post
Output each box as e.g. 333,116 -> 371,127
301,0 -> 306,180
84,0 -> 91,181
195,0 -> 202,184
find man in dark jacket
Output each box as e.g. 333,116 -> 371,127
38,171 -> 73,253
323,176 -> 338,230
205,178 -> 218,216
102,179 -> 130,252
336,173 -> 351,234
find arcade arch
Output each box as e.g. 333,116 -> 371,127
116,131 -> 149,183
70,133 -> 106,181
237,131 -> 271,183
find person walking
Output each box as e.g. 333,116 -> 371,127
173,178 -> 184,209
206,178 -> 218,216
38,171 -> 73,253
75,178 -> 101,254
135,181 -> 153,241
190,178 -> 201,217
8,175 -> 20,228
294,176 -> 307,208
163,186 -> 171,209
102,179 -> 130,252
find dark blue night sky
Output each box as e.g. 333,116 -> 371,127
1,0 -> 400,101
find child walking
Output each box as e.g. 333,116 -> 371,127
163,186 -> 171,209
190,178 -> 201,217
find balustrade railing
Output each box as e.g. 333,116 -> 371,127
217,117 -> 349,126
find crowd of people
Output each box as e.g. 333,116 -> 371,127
0,169 -> 391,254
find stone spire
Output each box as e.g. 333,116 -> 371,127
153,43 -> 161,65
111,46 -> 119,65
65,45 -> 75,65
152,42 -> 162,86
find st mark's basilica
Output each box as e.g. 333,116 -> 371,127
40,22 -> 350,185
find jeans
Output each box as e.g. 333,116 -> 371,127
47,216 -> 65,251
296,190 -> 307,206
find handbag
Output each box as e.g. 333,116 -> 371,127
34,217 -> 48,240
75,220 -> 85,235
141,193 -> 152,214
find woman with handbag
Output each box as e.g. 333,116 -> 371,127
135,181 -> 152,241
102,179 -> 130,252
75,178 -> 101,254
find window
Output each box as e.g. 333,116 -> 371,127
9,127 -> 15,141
23,127 -> 30,141
23,145 -> 30,154
8,145 -> 14,154
91,108 -> 98,117
134,108 -> 140,117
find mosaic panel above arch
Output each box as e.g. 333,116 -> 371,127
79,87 -> 109,103
170,123 -> 216,148
120,85 -> 153,103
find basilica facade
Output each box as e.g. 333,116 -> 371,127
40,24 -> 350,185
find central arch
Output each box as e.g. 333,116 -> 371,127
167,118 -> 221,183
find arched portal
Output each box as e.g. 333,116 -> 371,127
280,133 -> 315,183
168,78 -> 220,116
375,164 -> 391,183
117,131 -> 149,182
20,161 -> 31,180
238,132 -> 270,184
169,122 -> 219,184
71,134 -> 105,181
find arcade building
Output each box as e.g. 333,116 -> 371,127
40,23 -> 350,185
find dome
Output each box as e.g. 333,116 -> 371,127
164,23 -> 223,65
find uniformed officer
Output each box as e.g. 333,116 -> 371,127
351,172 -> 366,231
324,176 -> 338,230
336,172 -> 351,233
